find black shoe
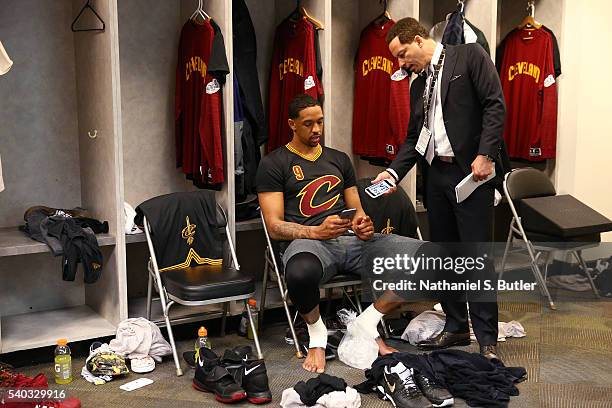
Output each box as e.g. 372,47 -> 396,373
417,331 -> 470,350
480,345 -> 502,364
414,373 -> 453,407
240,359 -> 273,404
381,363 -> 433,408
183,351 -> 196,368
193,347 -> 247,404
221,346 -> 272,404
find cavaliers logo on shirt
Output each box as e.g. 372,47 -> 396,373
297,175 -> 341,217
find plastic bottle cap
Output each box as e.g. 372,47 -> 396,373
57,339 -> 68,346
198,327 -> 207,336
248,299 -> 257,307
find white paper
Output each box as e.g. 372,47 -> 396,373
120,378 -> 154,391
455,169 -> 495,203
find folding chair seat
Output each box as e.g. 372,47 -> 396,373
161,264 -> 254,302
500,167 -> 612,309
135,191 -> 262,376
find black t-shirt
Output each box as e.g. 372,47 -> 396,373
256,145 -> 356,227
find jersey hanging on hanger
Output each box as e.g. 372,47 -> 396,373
498,27 -> 558,161
352,19 -> 410,162
175,19 -> 228,188
267,17 -> 323,153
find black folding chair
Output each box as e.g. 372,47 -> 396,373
500,168 -> 605,309
138,191 -> 262,375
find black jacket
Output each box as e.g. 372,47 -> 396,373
389,44 -> 507,189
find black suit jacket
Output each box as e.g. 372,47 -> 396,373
389,43 -> 507,188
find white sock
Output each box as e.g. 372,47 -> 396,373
354,304 -> 384,339
307,317 -> 328,349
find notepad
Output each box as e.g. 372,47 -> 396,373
455,169 -> 496,203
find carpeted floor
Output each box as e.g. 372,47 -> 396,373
9,286 -> 612,408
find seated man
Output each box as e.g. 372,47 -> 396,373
256,94 -> 407,373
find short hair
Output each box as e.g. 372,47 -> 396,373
385,17 -> 429,45
288,94 -> 321,119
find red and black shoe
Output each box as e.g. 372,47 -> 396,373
222,346 -> 272,404
193,347 -> 247,404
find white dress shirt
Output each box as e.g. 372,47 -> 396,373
427,42 -> 454,158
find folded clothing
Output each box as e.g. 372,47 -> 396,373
294,374 -> 347,406
109,317 -> 172,362
281,387 -> 361,408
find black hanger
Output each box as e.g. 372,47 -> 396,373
457,0 -> 465,13
290,0 -> 302,21
72,0 -> 105,32
373,0 -> 391,26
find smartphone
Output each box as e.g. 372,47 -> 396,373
365,179 -> 396,198
339,208 -> 357,220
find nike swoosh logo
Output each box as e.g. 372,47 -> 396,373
244,364 -> 261,376
384,372 -> 396,393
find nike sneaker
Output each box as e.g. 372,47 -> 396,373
193,347 -> 247,403
221,346 -> 272,404
380,362 -> 433,408
414,373 -> 453,407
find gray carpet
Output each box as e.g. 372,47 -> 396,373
15,291 -> 612,408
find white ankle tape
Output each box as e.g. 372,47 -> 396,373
355,304 -> 384,339
307,317 -> 328,349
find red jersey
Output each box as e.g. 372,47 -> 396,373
175,19 -> 225,185
499,28 -> 557,161
267,17 -> 323,153
352,20 -> 410,161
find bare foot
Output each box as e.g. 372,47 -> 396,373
376,337 -> 399,355
302,347 -> 326,373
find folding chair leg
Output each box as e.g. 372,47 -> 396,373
146,273 -> 153,321
260,254 -> 270,328
543,251 -> 554,282
499,227 -> 514,279
163,301 -> 183,376
245,299 -> 263,360
526,243 -> 556,310
220,302 -> 229,337
354,286 -> 363,314
279,283 -> 303,358
574,250 -> 600,299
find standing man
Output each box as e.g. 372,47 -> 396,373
373,17 -> 506,361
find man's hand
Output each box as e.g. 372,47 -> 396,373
371,171 -> 398,196
471,155 -> 494,181
313,215 -> 351,240
353,215 -> 374,241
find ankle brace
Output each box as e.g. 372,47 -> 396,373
307,317 -> 328,349
355,304 -> 384,339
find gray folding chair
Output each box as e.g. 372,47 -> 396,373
258,213 -> 363,358
139,191 -> 262,375
500,168 -> 601,310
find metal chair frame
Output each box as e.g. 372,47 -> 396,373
499,170 -> 600,310
143,205 -> 262,376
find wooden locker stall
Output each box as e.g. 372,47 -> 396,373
328,0 -> 419,208
115,0 -> 235,325
0,0 -> 124,353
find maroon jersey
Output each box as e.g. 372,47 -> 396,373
267,17 -> 323,153
175,19 -> 225,185
499,28 -> 557,161
352,20 -> 410,160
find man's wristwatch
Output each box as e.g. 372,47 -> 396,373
483,154 -> 495,162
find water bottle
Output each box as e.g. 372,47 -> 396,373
246,299 -> 259,340
238,310 -> 249,337
194,326 -> 211,361
54,339 -> 72,384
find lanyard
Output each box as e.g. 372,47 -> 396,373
423,47 -> 446,127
